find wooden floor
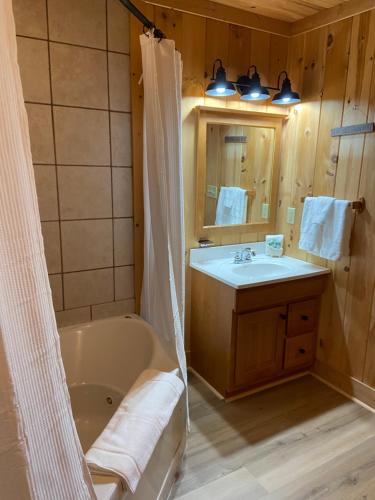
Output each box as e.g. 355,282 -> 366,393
171,373 -> 375,500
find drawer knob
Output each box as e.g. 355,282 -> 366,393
301,315 -> 309,321
280,313 -> 287,320
299,348 -> 306,354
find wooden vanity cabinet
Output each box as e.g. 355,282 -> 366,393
190,269 -> 328,398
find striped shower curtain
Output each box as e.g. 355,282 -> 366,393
0,2 -> 95,498
140,34 -> 188,391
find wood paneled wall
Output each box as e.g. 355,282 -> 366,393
130,2 -> 375,406
277,10 -> 375,406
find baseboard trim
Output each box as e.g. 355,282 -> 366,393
312,360 -> 375,414
188,362 -> 375,414
225,371 -> 309,402
188,367 -> 225,400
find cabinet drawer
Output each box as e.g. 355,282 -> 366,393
284,332 -> 316,370
287,298 -> 320,337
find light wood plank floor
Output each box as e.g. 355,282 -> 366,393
171,373 -> 375,500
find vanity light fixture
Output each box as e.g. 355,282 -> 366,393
272,71 -> 301,105
205,59 -> 237,97
237,65 -> 270,101
205,60 -> 301,105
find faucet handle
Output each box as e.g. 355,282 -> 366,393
245,247 -> 256,257
231,251 -> 242,264
243,247 -> 256,260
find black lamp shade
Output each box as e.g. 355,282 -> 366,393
237,72 -> 270,101
205,65 -> 236,97
272,75 -> 300,105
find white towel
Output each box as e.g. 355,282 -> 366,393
299,196 -> 352,260
299,196 -> 335,254
215,187 -> 247,225
86,369 -> 184,493
320,199 -> 352,260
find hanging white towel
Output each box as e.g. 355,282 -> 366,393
86,369 -> 184,494
299,196 -> 335,255
320,200 -> 352,260
215,187 -> 247,225
299,196 -> 352,261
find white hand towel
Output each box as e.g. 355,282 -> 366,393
299,196 -> 335,255
320,199 -> 352,260
86,369 -> 184,494
215,187 -> 247,225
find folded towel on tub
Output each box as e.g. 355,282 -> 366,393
86,368 -> 184,493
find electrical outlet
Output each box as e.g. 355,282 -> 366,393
261,203 -> 269,219
206,185 -> 217,199
287,207 -> 296,224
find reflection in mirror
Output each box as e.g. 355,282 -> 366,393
204,123 -> 275,227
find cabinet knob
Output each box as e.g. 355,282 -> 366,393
299,348 -> 306,354
301,315 -> 309,321
280,313 -> 287,320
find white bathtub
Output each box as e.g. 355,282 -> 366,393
59,314 -> 186,500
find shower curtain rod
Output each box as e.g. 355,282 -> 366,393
118,0 -> 166,39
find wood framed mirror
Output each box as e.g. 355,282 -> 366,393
195,106 -> 285,239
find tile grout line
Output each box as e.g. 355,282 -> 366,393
33,163 -> 132,168
44,0 -> 66,312
106,0 -> 117,308
26,100 -> 131,115
40,216 -> 134,222
48,263 -> 134,277
16,34 -> 130,57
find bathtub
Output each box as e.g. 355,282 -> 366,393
59,314 -> 186,500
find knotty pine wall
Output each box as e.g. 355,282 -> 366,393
131,2 -> 375,405
278,10 -> 375,405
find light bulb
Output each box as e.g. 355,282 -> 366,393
251,92 -> 260,98
282,96 -> 291,103
216,87 -> 226,94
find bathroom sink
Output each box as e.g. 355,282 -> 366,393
230,261 -> 290,278
190,242 -> 330,289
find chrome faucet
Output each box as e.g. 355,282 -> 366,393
233,247 -> 256,264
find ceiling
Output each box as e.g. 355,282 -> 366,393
208,0 -> 351,22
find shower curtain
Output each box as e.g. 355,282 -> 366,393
140,34 -> 187,389
0,2 -> 95,498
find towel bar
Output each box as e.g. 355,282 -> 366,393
300,196 -> 365,213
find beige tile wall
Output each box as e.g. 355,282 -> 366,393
13,0 -> 135,325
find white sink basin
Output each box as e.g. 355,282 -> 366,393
229,261 -> 291,278
190,242 -> 330,289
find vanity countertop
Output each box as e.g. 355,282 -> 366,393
190,242 -> 330,289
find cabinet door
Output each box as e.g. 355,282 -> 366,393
234,306 -> 286,387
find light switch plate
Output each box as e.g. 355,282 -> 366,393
207,185 -> 218,199
287,207 -> 296,224
261,203 -> 269,219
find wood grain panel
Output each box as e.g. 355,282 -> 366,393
195,0 -> 347,23
276,9 -> 375,409
145,0 -> 292,35
291,0 -> 375,35
312,18 -> 352,198
332,10 -> 375,378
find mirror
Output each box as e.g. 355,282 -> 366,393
204,123 -> 275,226
195,106 -> 284,237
